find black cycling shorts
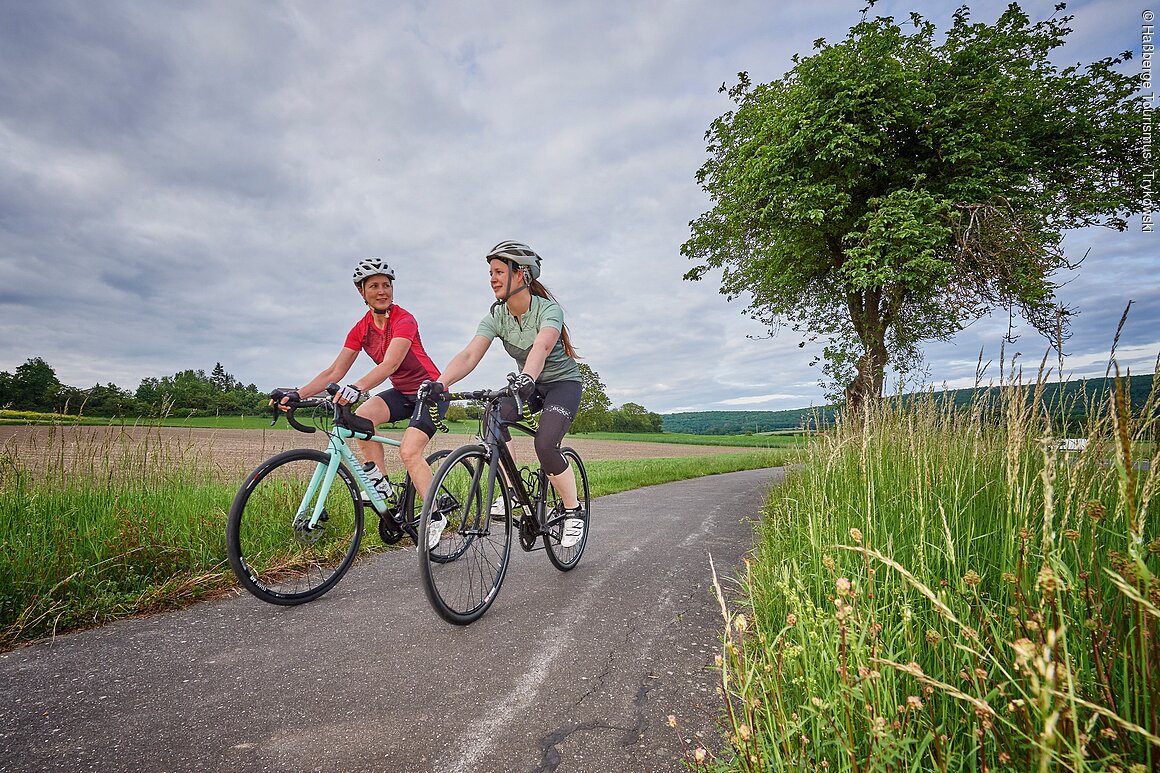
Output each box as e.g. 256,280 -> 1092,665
374,387 -> 448,438
498,379 -> 582,476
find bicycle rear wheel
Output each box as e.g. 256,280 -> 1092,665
227,448 -> 363,605
543,448 -> 590,571
418,445 -> 512,624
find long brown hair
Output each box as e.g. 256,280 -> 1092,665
527,278 -> 578,359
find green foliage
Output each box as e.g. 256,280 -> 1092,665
135,363 -> 267,417
573,362 -> 613,432
663,408 -> 835,435
609,402 -> 664,433
901,373 -> 1159,432
0,358 -> 62,412
580,431 -> 807,449
445,403 -> 469,423
1,356 -> 269,417
683,4 -> 1147,410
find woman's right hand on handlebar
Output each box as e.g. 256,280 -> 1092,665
269,388 -> 301,412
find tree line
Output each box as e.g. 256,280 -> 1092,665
0,357 -> 271,417
0,357 -> 665,433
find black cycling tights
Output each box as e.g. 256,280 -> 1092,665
498,379 -> 582,476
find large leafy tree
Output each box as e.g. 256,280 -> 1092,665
682,4 -> 1146,412
3,358 -> 63,412
572,363 -> 612,433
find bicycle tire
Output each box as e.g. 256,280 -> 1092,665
227,448 -> 363,605
543,448 -> 590,571
397,448 -> 468,562
418,444 -> 512,624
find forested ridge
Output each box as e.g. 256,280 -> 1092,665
663,374 -> 1157,435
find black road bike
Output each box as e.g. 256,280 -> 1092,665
415,376 -> 591,624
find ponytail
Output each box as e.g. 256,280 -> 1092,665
528,279 -> 579,359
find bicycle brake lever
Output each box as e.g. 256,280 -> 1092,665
269,389 -> 285,427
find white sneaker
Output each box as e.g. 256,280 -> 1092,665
560,507 -> 584,549
490,495 -> 507,516
426,513 -> 448,550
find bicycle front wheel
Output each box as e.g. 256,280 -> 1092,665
418,445 -> 512,625
543,448 -> 590,571
227,449 -> 363,605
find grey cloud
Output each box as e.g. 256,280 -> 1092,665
0,0 -> 1155,414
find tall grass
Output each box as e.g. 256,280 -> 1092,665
0,424 -> 240,647
685,360 -> 1159,771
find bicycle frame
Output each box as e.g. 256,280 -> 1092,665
451,389 -> 556,542
491,417 -> 544,517
297,423 -> 402,530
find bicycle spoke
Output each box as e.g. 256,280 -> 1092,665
543,448 -> 589,571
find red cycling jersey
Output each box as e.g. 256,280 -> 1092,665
343,306 -> 438,394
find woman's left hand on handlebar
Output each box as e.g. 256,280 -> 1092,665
511,372 -> 536,401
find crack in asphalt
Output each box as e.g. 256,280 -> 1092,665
528,720 -> 619,773
622,679 -> 653,748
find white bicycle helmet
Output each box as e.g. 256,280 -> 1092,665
352,257 -> 395,286
485,241 -> 541,281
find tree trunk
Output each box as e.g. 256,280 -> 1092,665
843,341 -> 887,416
844,289 -> 889,416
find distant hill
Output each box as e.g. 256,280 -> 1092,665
662,373 -> 1156,435
662,407 -> 836,435
910,373 -> 1156,428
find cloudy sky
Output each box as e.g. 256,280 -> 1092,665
1,0 -> 1155,414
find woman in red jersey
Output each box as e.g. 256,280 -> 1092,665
277,257 -> 445,515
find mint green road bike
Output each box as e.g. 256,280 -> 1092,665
226,384 -> 462,605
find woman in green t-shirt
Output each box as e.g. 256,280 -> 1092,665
420,241 -> 585,549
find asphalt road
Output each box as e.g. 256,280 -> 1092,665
1,467 -> 784,773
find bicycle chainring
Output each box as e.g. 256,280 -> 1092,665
377,512 -> 405,544
518,514 -> 538,551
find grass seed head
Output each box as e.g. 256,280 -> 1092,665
1086,501 -> 1107,523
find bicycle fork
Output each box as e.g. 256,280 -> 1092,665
294,456 -> 338,532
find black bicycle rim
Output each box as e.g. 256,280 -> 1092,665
226,448 -> 364,605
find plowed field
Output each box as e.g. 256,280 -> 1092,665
0,425 -> 756,478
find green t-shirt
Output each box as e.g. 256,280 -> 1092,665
476,295 -> 581,383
